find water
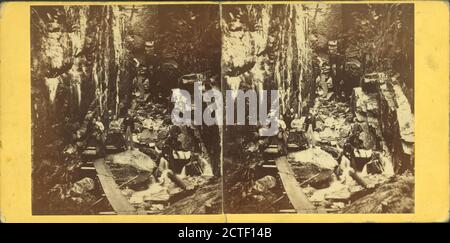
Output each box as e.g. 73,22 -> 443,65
45,77 -> 60,103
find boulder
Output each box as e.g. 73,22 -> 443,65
343,175 -> 414,213
361,73 -> 380,93
288,147 -> 338,170
252,175 -> 277,193
339,125 -> 351,138
129,183 -> 170,204
63,144 -> 77,155
142,118 -> 164,131
177,131 -> 195,151
319,127 -> 338,141
137,128 -> 157,144
70,177 -> 95,195
139,147 -> 160,160
107,150 -> 157,172
128,172 -> 153,191
291,162 -> 334,189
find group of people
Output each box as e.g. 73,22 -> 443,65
275,107 -> 379,188
256,108 -> 311,156
87,109 -> 136,155
266,104 -> 365,161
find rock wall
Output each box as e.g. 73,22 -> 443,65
222,4 -> 316,213
31,6 -> 127,148
31,6 -> 128,214
157,5 -> 221,76
341,4 -> 415,173
308,4 -> 343,54
343,174 -> 414,213
222,4 -> 314,116
342,4 -> 414,110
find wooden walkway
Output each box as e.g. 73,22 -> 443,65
93,159 -> 141,215
275,156 -> 318,213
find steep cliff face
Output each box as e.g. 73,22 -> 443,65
31,6 -> 127,146
31,6 -> 128,213
222,5 -> 314,115
31,5 -> 222,214
308,4 -> 343,53
158,5 -> 221,76
222,5 -> 316,213
342,4 -> 414,109
341,4 -> 414,172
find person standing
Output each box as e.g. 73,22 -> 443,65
92,116 -> 105,155
305,111 -> 317,148
277,118 -> 288,155
284,107 -> 296,130
123,110 -> 135,150
144,41 -> 161,101
103,110 -> 113,133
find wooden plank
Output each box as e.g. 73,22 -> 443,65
264,147 -> 279,154
81,166 -> 96,170
93,159 -> 138,215
82,150 -> 97,156
105,145 -> 118,150
275,156 -> 318,213
99,211 -> 117,215
262,164 -> 277,168
278,209 -> 296,213
288,143 -> 299,148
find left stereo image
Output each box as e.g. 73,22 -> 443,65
31,5 -> 223,215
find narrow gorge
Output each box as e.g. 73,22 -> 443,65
222,3 -> 414,213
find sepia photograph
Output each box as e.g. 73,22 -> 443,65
31,4 -> 222,215
221,3 -> 414,214
30,3 -> 414,215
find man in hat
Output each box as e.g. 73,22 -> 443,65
143,40 -> 161,100
134,66 -> 148,98
102,110 -> 113,133
144,41 -> 158,71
